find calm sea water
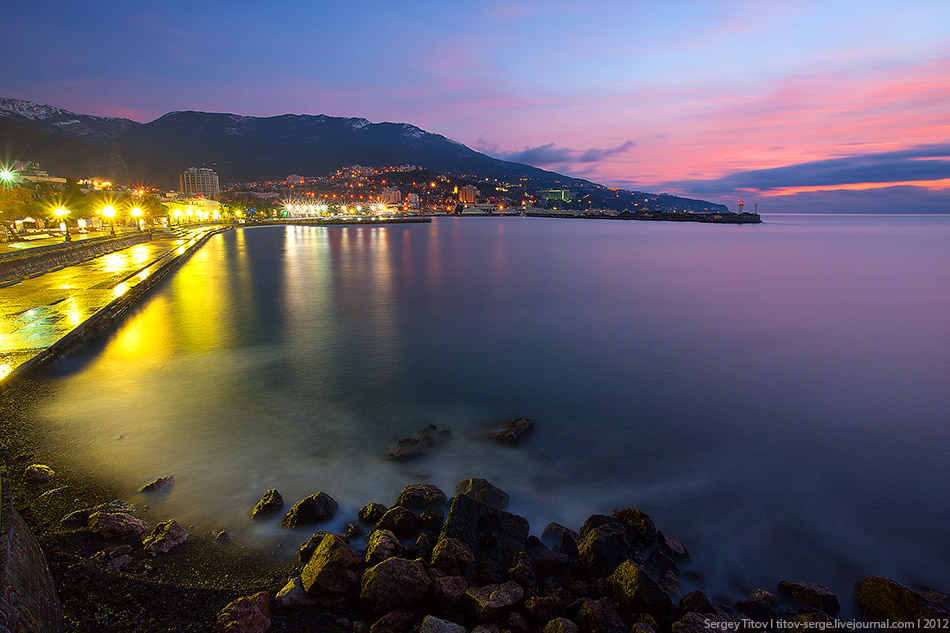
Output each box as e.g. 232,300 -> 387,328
32,214 -> 950,601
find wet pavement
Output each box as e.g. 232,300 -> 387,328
0,227 -> 220,380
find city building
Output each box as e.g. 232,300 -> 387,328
380,187 -> 402,204
459,184 -> 478,204
179,167 -> 220,199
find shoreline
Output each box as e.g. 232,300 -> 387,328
2,396 -> 947,632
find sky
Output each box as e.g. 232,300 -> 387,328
2,0 -> 949,212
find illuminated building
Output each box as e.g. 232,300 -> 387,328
459,184 -> 478,204
180,167 -> 220,199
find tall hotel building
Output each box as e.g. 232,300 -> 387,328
180,167 -> 220,199
459,184 -> 478,205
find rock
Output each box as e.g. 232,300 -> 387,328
579,515 -> 617,537
282,492 -> 339,529
384,425 -> 452,461
139,475 -> 174,492
645,550 -> 679,579
251,489 -> 284,520
361,557 -> 431,613
143,519 -> 188,555
63,500 -> 134,526
788,610 -> 833,627
299,530 -> 335,564
674,590 -> 716,621
508,611 -> 529,633
300,534 -> 363,610
344,522 -> 364,541
659,570 -> 681,598
106,554 -> 131,571
542,523 -> 579,557
369,610 -> 415,633
214,530 -> 232,542
631,613 -> 659,633
432,576 -> 469,609
734,598 -> 775,623
412,531 -> 436,562
747,589 -> 778,608
215,591 -> 271,633
465,580 -> 524,621
577,523 -> 633,577
471,626 -> 503,633
440,494 -> 530,582
488,417 -> 534,445
529,549 -> 572,579
577,597 -> 626,633
455,478 -> 510,509
431,537 -> 476,572
657,531 -> 689,560
360,503 -> 388,524
609,560 -> 673,626
377,505 -> 419,538
88,511 -> 147,539
419,615 -> 466,633
612,508 -> 656,547
366,529 -> 405,565
854,576 -> 949,622
506,549 -> 537,593
396,483 -> 448,510
419,509 -> 445,533
672,612 -> 729,633
275,576 -> 318,606
525,594 -> 568,624
778,581 -> 840,615
543,618 -> 580,633
24,464 -> 55,482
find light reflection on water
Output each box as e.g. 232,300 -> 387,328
34,216 -> 950,602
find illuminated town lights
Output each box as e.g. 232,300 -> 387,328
101,205 -> 116,235
54,206 -> 71,241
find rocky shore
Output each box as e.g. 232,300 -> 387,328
2,402 -> 948,633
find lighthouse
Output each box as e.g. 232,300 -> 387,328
737,199 -> 745,214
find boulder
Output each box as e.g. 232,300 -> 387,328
506,549 -> 537,593
88,512 -> 147,539
659,570 -> 681,598
63,500 -> 134,526
360,557 -> 431,613
24,464 -> 55,482
343,522 -> 364,541
529,549 -> 572,579
299,530 -> 335,564
672,612 -> 729,633
674,590 -> 716,621
488,417 -> 534,445
139,475 -> 174,492
431,537 -> 476,572
543,618 -> 579,633
747,589 -> 778,608
854,576 -> 949,622
396,483 -> 448,510
788,610 -> 833,627
419,615 -> 466,633
657,531 -> 689,560
213,530 -> 231,542
143,519 -> 188,555
377,505 -> 419,538
106,555 -> 131,571
525,594 -> 568,624
251,489 -> 284,520
419,509 -> 445,533
579,515 -> 617,537
369,610 -> 415,633
778,581 -> 840,615
360,502 -> 388,524
412,531 -> 436,562
609,560 -> 673,626
432,576 -> 469,609
645,550 -> 679,579
612,508 -> 656,547
275,576 -> 318,606
577,523 -> 633,577
734,598 -> 775,623
455,478 -> 510,509
577,597 -> 626,633
215,591 -> 271,633
465,580 -> 524,621
300,534 -> 363,610
542,522 -> 579,557
440,494 -> 529,581
281,492 -> 339,529
384,425 -> 452,461
366,529 -> 404,565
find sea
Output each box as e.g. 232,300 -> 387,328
24,214 -> 950,605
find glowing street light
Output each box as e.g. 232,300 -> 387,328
0,169 -> 13,186
131,207 -> 143,230
101,205 -> 116,236
54,206 -> 71,242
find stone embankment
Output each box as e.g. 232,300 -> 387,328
0,233 -> 151,284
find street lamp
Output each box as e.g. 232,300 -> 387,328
0,170 -> 13,188
131,207 -> 143,230
54,206 -> 71,242
101,205 -> 116,236
173,209 -> 183,225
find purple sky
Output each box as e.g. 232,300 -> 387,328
2,1 -> 949,211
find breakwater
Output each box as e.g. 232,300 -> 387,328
0,234 -> 152,285
522,211 -> 762,224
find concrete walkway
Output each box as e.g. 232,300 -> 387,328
0,227 -> 222,381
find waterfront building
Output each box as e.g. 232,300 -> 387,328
381,187 -> 402,204
459,184 -> 478,204
179,167 -> 220,199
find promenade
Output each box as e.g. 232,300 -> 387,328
0,226 -> 224,383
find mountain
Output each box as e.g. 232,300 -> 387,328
0,97 -> 137,145
0,98 -> 728,212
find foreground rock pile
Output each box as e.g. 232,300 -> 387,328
241,479 -> 948,633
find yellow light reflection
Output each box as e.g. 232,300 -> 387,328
113,283 -> 129,297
